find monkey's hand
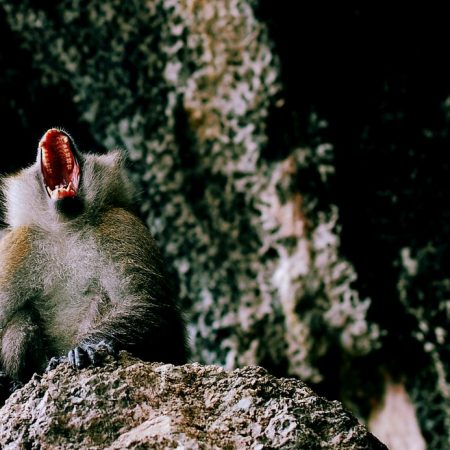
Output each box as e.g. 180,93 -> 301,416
46,356 -> 67,372
68,339 -> 116,369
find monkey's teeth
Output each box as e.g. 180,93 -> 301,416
47,182 -> 76,199
50,189 -> 59,200
62,146 -> 73,170
41,149 -> 54,175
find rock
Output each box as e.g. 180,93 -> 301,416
0,352 -> 386,449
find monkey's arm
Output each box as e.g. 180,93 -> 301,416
70,208 -> 187,368
0,228 -> 46,381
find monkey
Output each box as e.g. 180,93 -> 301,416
0,128 -> 187,403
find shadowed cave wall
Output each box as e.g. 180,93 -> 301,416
0,2 -> 448,448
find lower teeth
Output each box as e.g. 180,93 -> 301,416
47,183 -> 74,199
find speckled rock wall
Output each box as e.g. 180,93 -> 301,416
0,2 -> 448,449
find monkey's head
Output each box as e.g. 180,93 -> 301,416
1,128 -> 136,229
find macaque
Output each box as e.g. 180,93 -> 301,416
0,128 -> 186,402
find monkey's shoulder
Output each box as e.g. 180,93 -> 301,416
0,226 -> 35,284
0,226 -> 33,262
0,226 -> 33,248
94,207 -> 160,257
96,208 -> 147,234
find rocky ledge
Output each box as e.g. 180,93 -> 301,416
0,352 -> 386,449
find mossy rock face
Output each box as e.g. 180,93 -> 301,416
0,2 -> 448,449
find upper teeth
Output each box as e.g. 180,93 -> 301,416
40,138 -> 74,172
61,142 -> 73,170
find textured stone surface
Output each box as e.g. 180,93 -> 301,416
0,352 -> 386,449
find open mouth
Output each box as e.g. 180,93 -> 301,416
39,129 -> 80,200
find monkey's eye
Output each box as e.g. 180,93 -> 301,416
39,128 -> 80,200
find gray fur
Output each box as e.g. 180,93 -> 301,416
0,144 -> 186,385
1,150 -> 133,230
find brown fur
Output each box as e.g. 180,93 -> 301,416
0,227 -> 31,285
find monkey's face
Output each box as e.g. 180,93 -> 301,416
38,129 -> 81,201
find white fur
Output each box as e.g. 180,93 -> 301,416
1,150 -> 135,231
